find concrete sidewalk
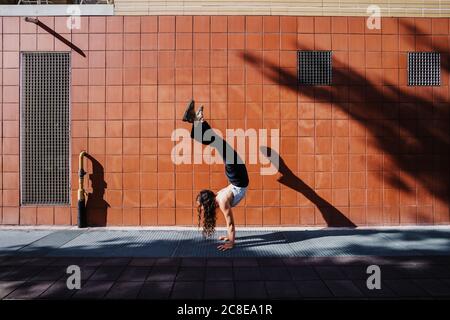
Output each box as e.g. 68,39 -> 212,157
1,227 -> 450,300
0,226 -> 450,257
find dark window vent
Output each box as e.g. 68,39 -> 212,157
21,52 -> 71,205
297,50 -> 332,86
408,52 -> 440,86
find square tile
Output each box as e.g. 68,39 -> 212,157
206,267 -> 233,281
146,266 -> 178,282
89,266 -> 125,281
0,281 -> 24,299
118,267 -> 150,282
204,281 -> 234,300
176,267 -> 205,281
139,281 -> 173,299
105,281 -> 144,299
324,280 -> 364,298
295,280 -> 333,298
5,281 -> 53,300
171,281 -> 203,299
384,279 -> 430,297
265,281 -> 300,299
234,267 -> 262,281
72,281 -> 114,299
39,280 -> 76,300
235,281 -> 267,299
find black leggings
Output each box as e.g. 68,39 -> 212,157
191,121 -> 249,188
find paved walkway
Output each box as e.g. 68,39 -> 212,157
1,227 -> 450,257
0,227 -> 450,299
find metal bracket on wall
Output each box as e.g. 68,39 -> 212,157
24,17 -> 86,57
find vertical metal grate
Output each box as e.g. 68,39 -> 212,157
298,50 -> 332,86
21,52 -> 71,205
407,52 -> 441,86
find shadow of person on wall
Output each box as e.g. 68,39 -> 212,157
260,146 -> 356,228
85,154 -> 109,227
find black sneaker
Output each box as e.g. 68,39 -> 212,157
182,99 -> 196,123
195,105 -> 204,122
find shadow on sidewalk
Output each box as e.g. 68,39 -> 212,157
1,228 -> 450,257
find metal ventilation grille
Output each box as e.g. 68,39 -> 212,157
21,52 -> 71,205
408,52 -> 441,86
298,50 -> 332,86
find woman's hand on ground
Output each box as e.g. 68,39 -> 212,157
217,242 -> 234,251
218,236 -> 229,241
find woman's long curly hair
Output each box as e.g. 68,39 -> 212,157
196,189 -> 217,238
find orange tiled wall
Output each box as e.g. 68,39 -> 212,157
0,16 -> 449,226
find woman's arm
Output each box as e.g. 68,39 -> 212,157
217,196 -> 235,251
225,208 -> 235,244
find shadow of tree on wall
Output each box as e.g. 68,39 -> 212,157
241,19 -> 450,224
85,154 -> 109,227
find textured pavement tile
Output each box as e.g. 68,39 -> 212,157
429,265 -> 450,278
204,282 -> 234,300
5,281 -> 54,299
315,266 -> 348,280
102,258 -> 131,266
72,281 -> 114,299
235,281 -> 267,299
352,280 -> 397,298
207,258 -> 233,267
412,279 -> 450,297
79,258 -> 105,267
295,280 -> 333,298
0,266 -> 44,281
80,266 -> 98,281
206,267 -> 233,281
257,258 -> 285,267
139,281 -> 173,299
395,265 -> 434,279
31,266 -> 67,281
289,267 -> 319,282
0,267 -> 17,281
171,281 -> 203,300
181,258 -> 206,267
260,267 -> 292,281
233,258 -> 259,267
129,258 -> 156,267
50,257 -> 83,266
425,257 -> 450,265
3,257 -> 39,266
324,280 -> 365,298
90,266 -> 125,281
234,267 -> 262,281
0,257 -> 13,267
265,281 -> 299,299
154,258 -> 181,267
27,257 -> 56,267
117,267 -> 150,282
38,280 -> 76,300
176,267 -> 206,281
0,281 -> 25,299
282,257 -> 309,266
339,266 -> 368,280
105,281 -> 144,299
380,266 -> 406,279
384,279 -> 430,297
146,266 -> 178,282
